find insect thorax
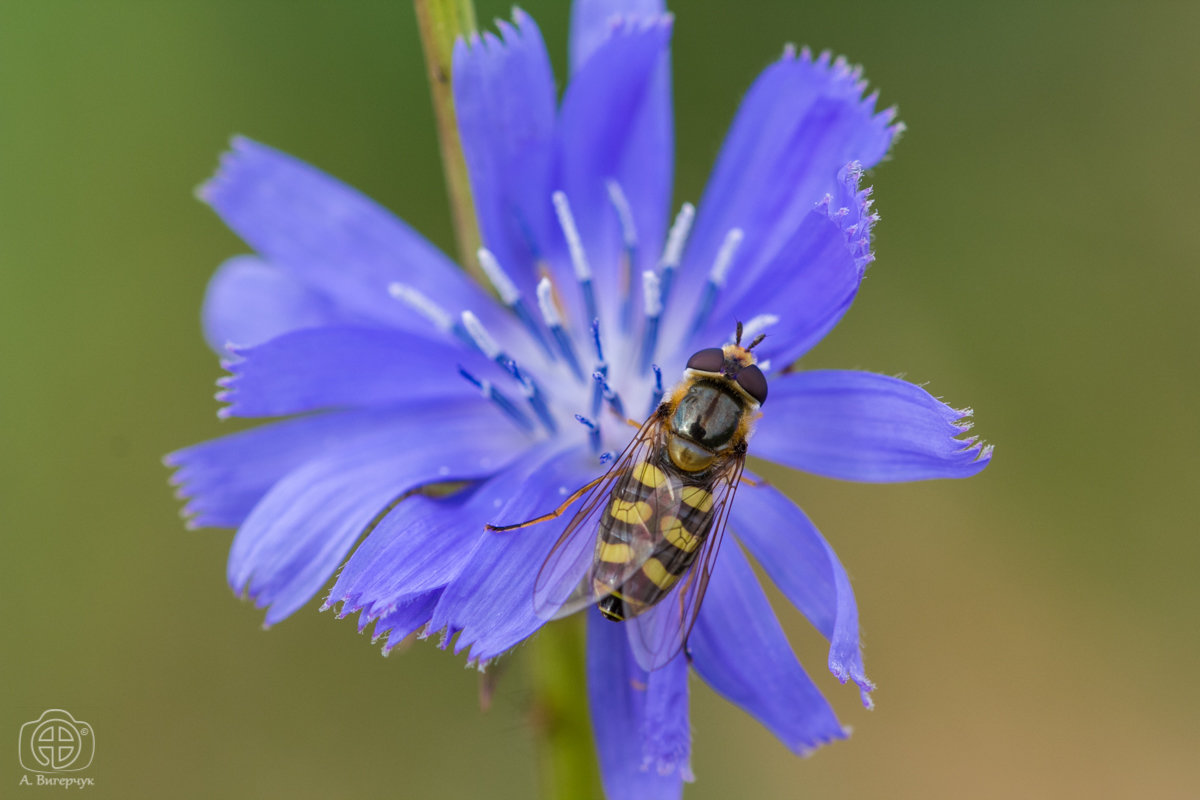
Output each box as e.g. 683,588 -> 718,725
665,380 -> 747,473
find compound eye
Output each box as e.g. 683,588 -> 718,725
736,364 -> 768,405
686,347 -> 725,373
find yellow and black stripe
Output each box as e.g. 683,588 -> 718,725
593,458 -> 716,622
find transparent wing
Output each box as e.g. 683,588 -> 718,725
532,414 -> 667,621
626,450 -> 746,671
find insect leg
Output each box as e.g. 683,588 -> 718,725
485,474 -> 606,532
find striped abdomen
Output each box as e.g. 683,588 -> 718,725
593,457 -> 716,622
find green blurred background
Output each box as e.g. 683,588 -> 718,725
3,1 -> 1197,797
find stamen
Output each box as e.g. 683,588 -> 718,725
591,371 -> 606,419
537,277 -> 585,381
552,191 -> 598,324
657,202 -> 695,310
710,228 -> 744,286
505,358 -> 558,434
575,414 -> 602,455
606,180 -> 639,330
461,311 -> 501,360
458,367 -> 535,433
648,364 -> 665,416
590,319 -> 608,418
476,248 -> 519,306
689,228 -> 744,337
591,371 -> 626,421
601,378 -> 625,420
388,283 -> 461,338
590,318 -> 607,364
606,180 -> 638,253
477,248 -> 554,358
462,311 -> 557,435
639,270 -> 662,373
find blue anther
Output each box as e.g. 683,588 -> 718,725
648,364 -> 665,416
575,414 -> 601,455
590,318 -> 606,364
505,359 -> 558,435
640,314 -> 661,374
459,367 -> 535,433
658,264 -> 677,311
580,279 -> 598,328
591,371 -> 606,419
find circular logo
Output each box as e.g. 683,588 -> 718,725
31,718 -> 83,770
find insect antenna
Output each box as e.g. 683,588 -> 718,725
734,320 -> 744,346
746,333 -> 766,351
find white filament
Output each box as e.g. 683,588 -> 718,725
388,283 -> 453,331
661,202 -> 695,268
709,228 -> 745,287
476,248 -> 520,306
605,179 -> 638,249
552,191 -> 592,281
642,271 -> 662,317
536,277 -> 563,327
461,311 -> 501,360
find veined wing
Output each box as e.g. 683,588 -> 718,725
626,449 -> 746,671
531,413 -> 671,621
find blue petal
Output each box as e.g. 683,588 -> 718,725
453,11 -> 557,301
689,539 -> 848,753
569,0 -> 666,73
640,647 -> 692,781
588,610 -> 687,800
428,446 -> 599,664
330,487 -> 486,628
369,590 -> 443,654
754,370 -> 993,482
731,484 -> 873,706
554,14 -> 674,318
167,407 -> 419,530
216,325 -> 496,418
201,255 -> 341,353
199,137 -> 515,337
690,164 -> 872,364
226,399 -> 526,626
664,48 -> 899,339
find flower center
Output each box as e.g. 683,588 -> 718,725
389,186 -> 755,461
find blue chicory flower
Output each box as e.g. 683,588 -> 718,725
167,2 -> 991,797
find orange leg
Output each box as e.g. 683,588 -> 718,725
485,474 -> 606,532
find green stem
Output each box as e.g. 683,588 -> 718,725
529,618 -> 602,800
413,0 -> 484,277
412,6 -> 598,793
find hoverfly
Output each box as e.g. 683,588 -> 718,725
487,323 -> 768,670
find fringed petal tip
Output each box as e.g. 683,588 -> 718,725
816,161 -> 881,274
640,741 -> 695,783
327,591 -> 445,657
780,46 -> 905,147
792,724 -> 853,758
456,6 -> 545,56
934,400 -> 994,472
194,135 -> 261,208
618,12 -> 674,33
830,656 -> 876,710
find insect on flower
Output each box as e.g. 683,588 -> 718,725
167,2 -> 995,792
488,322 -> 769,670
